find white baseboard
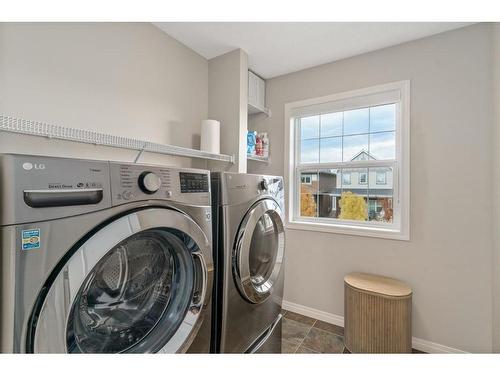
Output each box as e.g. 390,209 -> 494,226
282,300 -> 345,327
410,337 -> 467,354
282,300 -> 468,354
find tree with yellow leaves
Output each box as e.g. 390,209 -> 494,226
300,185 -> 317,217
339,191 -> 367,221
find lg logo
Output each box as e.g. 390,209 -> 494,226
22,162 -> 45,171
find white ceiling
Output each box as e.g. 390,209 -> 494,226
154,22 -> 472,79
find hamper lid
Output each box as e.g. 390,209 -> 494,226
344,272 -> 412,297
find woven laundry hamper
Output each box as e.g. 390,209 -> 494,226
344,272 -> 412,353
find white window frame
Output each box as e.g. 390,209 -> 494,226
284,81 -> 410,240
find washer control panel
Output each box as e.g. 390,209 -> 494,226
179,172 -> 209,193
1,154 -> 112,225
109,162 -> 210,206
138,171 -> 162,194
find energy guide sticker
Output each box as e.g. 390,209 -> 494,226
22,229 -> 40,250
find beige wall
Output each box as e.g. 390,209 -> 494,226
208,49 -> 248,172
249,24 -> 494,352
0,23 -> 209,168
493,23 -> 500,353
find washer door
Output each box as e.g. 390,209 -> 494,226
29,208 -> 212,353
233,199 -> 285,304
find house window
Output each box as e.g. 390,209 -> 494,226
359,172 -> 367,185
376,171 -> 386,185
286,81 -> 410,240
342,172 -> 351,185
301,175 -> 312,184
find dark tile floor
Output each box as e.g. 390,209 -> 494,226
281,309 -> 425,354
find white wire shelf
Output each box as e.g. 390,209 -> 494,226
0,115 -> 234,163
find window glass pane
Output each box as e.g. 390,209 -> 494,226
301,167 -> 394,223
341,168 -> 368,189
300,116 -> 319,140
359,172 -> 367,184
300,139 -> 319,163
343,134 -> 368,161
318,169 -> 340,218
320,112 -> 342,137
300,171 -> 318,217
294,93 -> 402,230
376,171 -> 387,185
369,131 -> 395,160
370,104 -> 396,132
339,168 -> 368,222
343,108 -> 369,136
320,136 -> 342,163
368,167 -> 393,223
342,172 -> 351,185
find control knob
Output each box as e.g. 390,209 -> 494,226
138,172 -> 161,194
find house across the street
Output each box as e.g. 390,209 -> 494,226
301,151 -> 393,222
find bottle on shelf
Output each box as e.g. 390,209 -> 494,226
255,133 -> 263,156
261,132 -> 269,159
247,131 -> 257,156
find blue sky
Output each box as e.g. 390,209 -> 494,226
299,104 -> 396,162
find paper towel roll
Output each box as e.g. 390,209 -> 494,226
200,119 -> 220,154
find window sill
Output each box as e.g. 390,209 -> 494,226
285,220 -> 410,241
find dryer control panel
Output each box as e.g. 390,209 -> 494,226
211,172 -> 284,209
109,162 -> 211,207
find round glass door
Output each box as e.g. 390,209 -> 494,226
29,208 -> 212,353
66,229 -> 193,353
249,212 -> 279,287
233,199 -> 285,304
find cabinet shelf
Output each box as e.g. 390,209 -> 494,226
0,115 -> 234,163
248,103 -> 271,116
247,154 -> 269,163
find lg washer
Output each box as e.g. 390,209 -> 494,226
0,154 -> 213,353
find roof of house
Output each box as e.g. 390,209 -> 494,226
318,188 -> 393,197
351,150 -> 377,161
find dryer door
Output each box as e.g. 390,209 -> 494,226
233,199 -> 285,304
27,208 -> 212,353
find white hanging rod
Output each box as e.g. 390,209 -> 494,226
0,115 -> 234,163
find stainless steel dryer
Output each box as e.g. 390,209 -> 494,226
0,154 -> 213,353
211,172 -> 285,353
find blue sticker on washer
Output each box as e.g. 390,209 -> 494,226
22,229 -> 41,250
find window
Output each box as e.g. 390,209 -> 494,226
342,172 -> 351,185
285,81 -> 410,240
359,172 -> 367,185
301,176 -> 312,184
376,171 -> 386,185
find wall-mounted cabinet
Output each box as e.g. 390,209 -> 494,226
248,71 -> 270,116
